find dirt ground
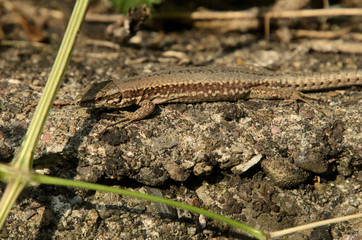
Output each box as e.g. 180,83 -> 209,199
0,1 -> 361,239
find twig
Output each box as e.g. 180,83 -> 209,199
302,39 -> 362,54
346,32 -> 362,41
0,39 -> 47,47
189,7 -> 362,38
291,27 -> 352,39
264,8 -> 362,38
85,13 -> 126,23
270,213 -> 362,238
190,8 -> 260,20
194,19 -> 260,33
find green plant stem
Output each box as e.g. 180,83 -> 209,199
0,0 -> 90,230
31,173 -> 268,240
0,178 -> 27,228
11,0 -> 89,171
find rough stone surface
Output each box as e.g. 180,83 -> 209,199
0,1 -> 361,239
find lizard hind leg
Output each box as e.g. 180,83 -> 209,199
290,91 -> 327,116
249,86 -> 326,116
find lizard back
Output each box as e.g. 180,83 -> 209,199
113,66 -> 361,105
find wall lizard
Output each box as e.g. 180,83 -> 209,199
75,66 -> 361,129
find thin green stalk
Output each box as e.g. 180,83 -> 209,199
0,178 -> 27,228
11,0 -> 89,171
31,174 -> 268,240
0,0 -> 90,229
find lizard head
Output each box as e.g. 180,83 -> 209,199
75,80 -> 122,108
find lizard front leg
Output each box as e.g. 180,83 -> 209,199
101,100 -> 155,133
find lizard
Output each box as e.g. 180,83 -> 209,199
75,66 -> 361,131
